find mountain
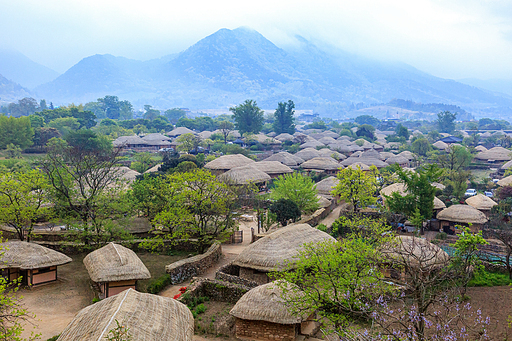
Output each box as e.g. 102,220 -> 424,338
34,27 -> 512,119
0,74 -> 31,103
0,48 -> 59,89
458,78 -> 512,97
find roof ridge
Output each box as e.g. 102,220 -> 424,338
111,242 -> 125,266
97,289 -> 131,341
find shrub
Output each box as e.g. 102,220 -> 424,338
47,336 -> 60,341
146,274 -> 172,294
468,269 -> 512,287
196,303 -> 206,314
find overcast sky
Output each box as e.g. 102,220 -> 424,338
1,0 -> 512,80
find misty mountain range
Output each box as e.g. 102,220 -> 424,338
1,27 -> 512,119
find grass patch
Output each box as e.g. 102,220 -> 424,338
468,270 -> 512,287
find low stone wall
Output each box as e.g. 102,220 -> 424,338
179,277 -> 251,304
166,242 -> 222,284
235,318 -> 297,341
298,199 -> 337,227
215,263 -> 260,288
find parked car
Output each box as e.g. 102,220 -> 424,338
464,189 -> 477,197
484,191 -> 494,198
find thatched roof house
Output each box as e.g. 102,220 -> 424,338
318,136 -> 337,145
57,288 -> 194,341
252,161 -> 293,177
144,164 -> 162,173
204,154 -> 255,174
433,197 -> 446,210
497,175 -> 512,187
230,281 -> 312,341
316,176 -> 340,195
295,148 -> 321,161
232,224 -> 335,285
274,133 -> 295,142
318,148 -> 346,160
301,157 -> 341,174
84,243 -> 151,298
347,162 -> 370,171
167,127 -> 196,137
380,183 -> 407,197
465,194 -> 497,213
475,145 -> 488,152
0,241 -> 71,285
263,152 -> 304,167
433,141 -> 449,150
501,160 -> 512,170
437,205 -> 488,233
386,155 -> 409,167
475,147 -> 512,161
218,165 -> 271,185
342,156 -> 389,169
432,182 -> 446,190
300,140 -> 324,149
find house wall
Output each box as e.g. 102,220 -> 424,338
106,280 -> 137,297
235,318 -> 297,341
31,266 -> 57,285
239,267 -> 269,285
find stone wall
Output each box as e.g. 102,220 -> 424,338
180,277 -> 251,304
166,242 -> 222,284
297,199 -> 337,227
239,267 -> 270,285
235,318 -> 297,341
215,263 -> 259,288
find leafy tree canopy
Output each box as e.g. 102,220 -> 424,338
355,115 -> 380,127
269,198 -> 301,226
229,100 -> 264,136
437,111 -> 457,133
270,173 -> 319,214
272,100 -> 296,134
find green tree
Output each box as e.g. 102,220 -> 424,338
229,100 -> 264,136
272,100 -> 295,134
269,198 -> 301,226
119,100 -> 134,120
152,169 -> 238,252
218,121 -> 234,144
438,145 -> 473,172
354,115 -> 380,127
0,116 -> 34,150
129,174 -> 169,222
48,117 -> 80,136
164,108 -> 187,124
270,173 -> 319,214
411,137 -> 431,156
332,165 -> 378,212
395,123 -> 410,140
98,95 -> 121,120
5,144 -> 22,159
355,124 -> 375,141
451,227 -> 488,291
437,111 -> 457,133
130,152 -> 156,173
8,97 -> 38,117
0,170 -> 50,241
175,133 -> 203,153
143,105 -> 160,121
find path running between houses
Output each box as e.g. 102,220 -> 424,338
159,220 -> 254,298
317,204 -> 342,229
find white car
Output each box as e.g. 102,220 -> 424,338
464,189 -> 477,197
485,191 -> 494,198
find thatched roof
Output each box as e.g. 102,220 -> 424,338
204,154 -> 255,170
300,140 -> 324,149
57,288 -> 193,341
316,176 -> 340,195
380,152 -> 396,160
380,183 -> 407,197
114,166 -> 141,182
218,165 -> 271,184
437,205 -> 488,224
465,194 -> 497,211
381,236 -> 450,269
144,164 -> 162,173
432,182 -> 446,190
360,149 -> 384,160
328,142 -> 363,154
317,195 -> 331,208
386,155 -> 409,165
342,157 -> 389,169
475,145 -> 488,152
475,147 -> 512,161
263,152 -> 304,167
252,161 -> 293,175
197,131 -> 213,139
433,196 -> 446,210
295,148 -> 321,161
502,160 -> 512,170
0,241 -> 71,270
233,224 -> 335,272
347,162 -> 371,171
230,281 -> 309,324
301,157 -> 341,171
249,134 -> 281,145
397,151 -> 415,160
167,127 -> 195,137
497,175 -> 512,187
141,133 -> 171,142
274,133 -> 294,142
318,148 -> 346,160
83,243 -> 151,283
318,136 -> 337,144
433,141 -> 449,150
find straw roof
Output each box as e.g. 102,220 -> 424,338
397,151 -> 415,160
218,165 -> 271,184
475,145 -> 488,152
83,243 -> 151,283
465,194 -> 497,211
252,161 -> 293,175
301,157 -> 342,171
263,152 -> 304,167
342,157 -> 389,169
316,176 -> 340,195
197,131 -> 213,139
432,182 -> 446,190
318,136 -> 337,144
114,166 -> 141,182
437,205 -> 488,224
497,175 -> 512,187
167,127 -> 195,137
386,155 -> 409,165
300,140 -> 324,149
317,195 -> 331,208
0,241 -> 71,270
433,141 -> 449,150
141,133 -> 171,142
380,152 -> 396,160
144,164 -> 162,173
318,148 -> 346,160
347,162 -> 371,171
204,154 -> 255,171
295,148 -> 321,161
57,288 -> 194,341
475,147 -> 512,161
230,281 -> 309,324
501,160 -> 512,170
380,183 -> 407,197
250,134 -> 281,145
274,133 -> 295,141
433,196 -> 446,210
323,131 -> 340,139
233,224 -> 335,272
381,236 -> 450,269
360,149 -> 384,160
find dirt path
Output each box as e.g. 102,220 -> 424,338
160,219 -> 255,299
317,205 -> 342,228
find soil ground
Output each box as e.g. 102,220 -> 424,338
19,252 -> 186,340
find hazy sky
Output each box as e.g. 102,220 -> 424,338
1,0 -> 512,80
